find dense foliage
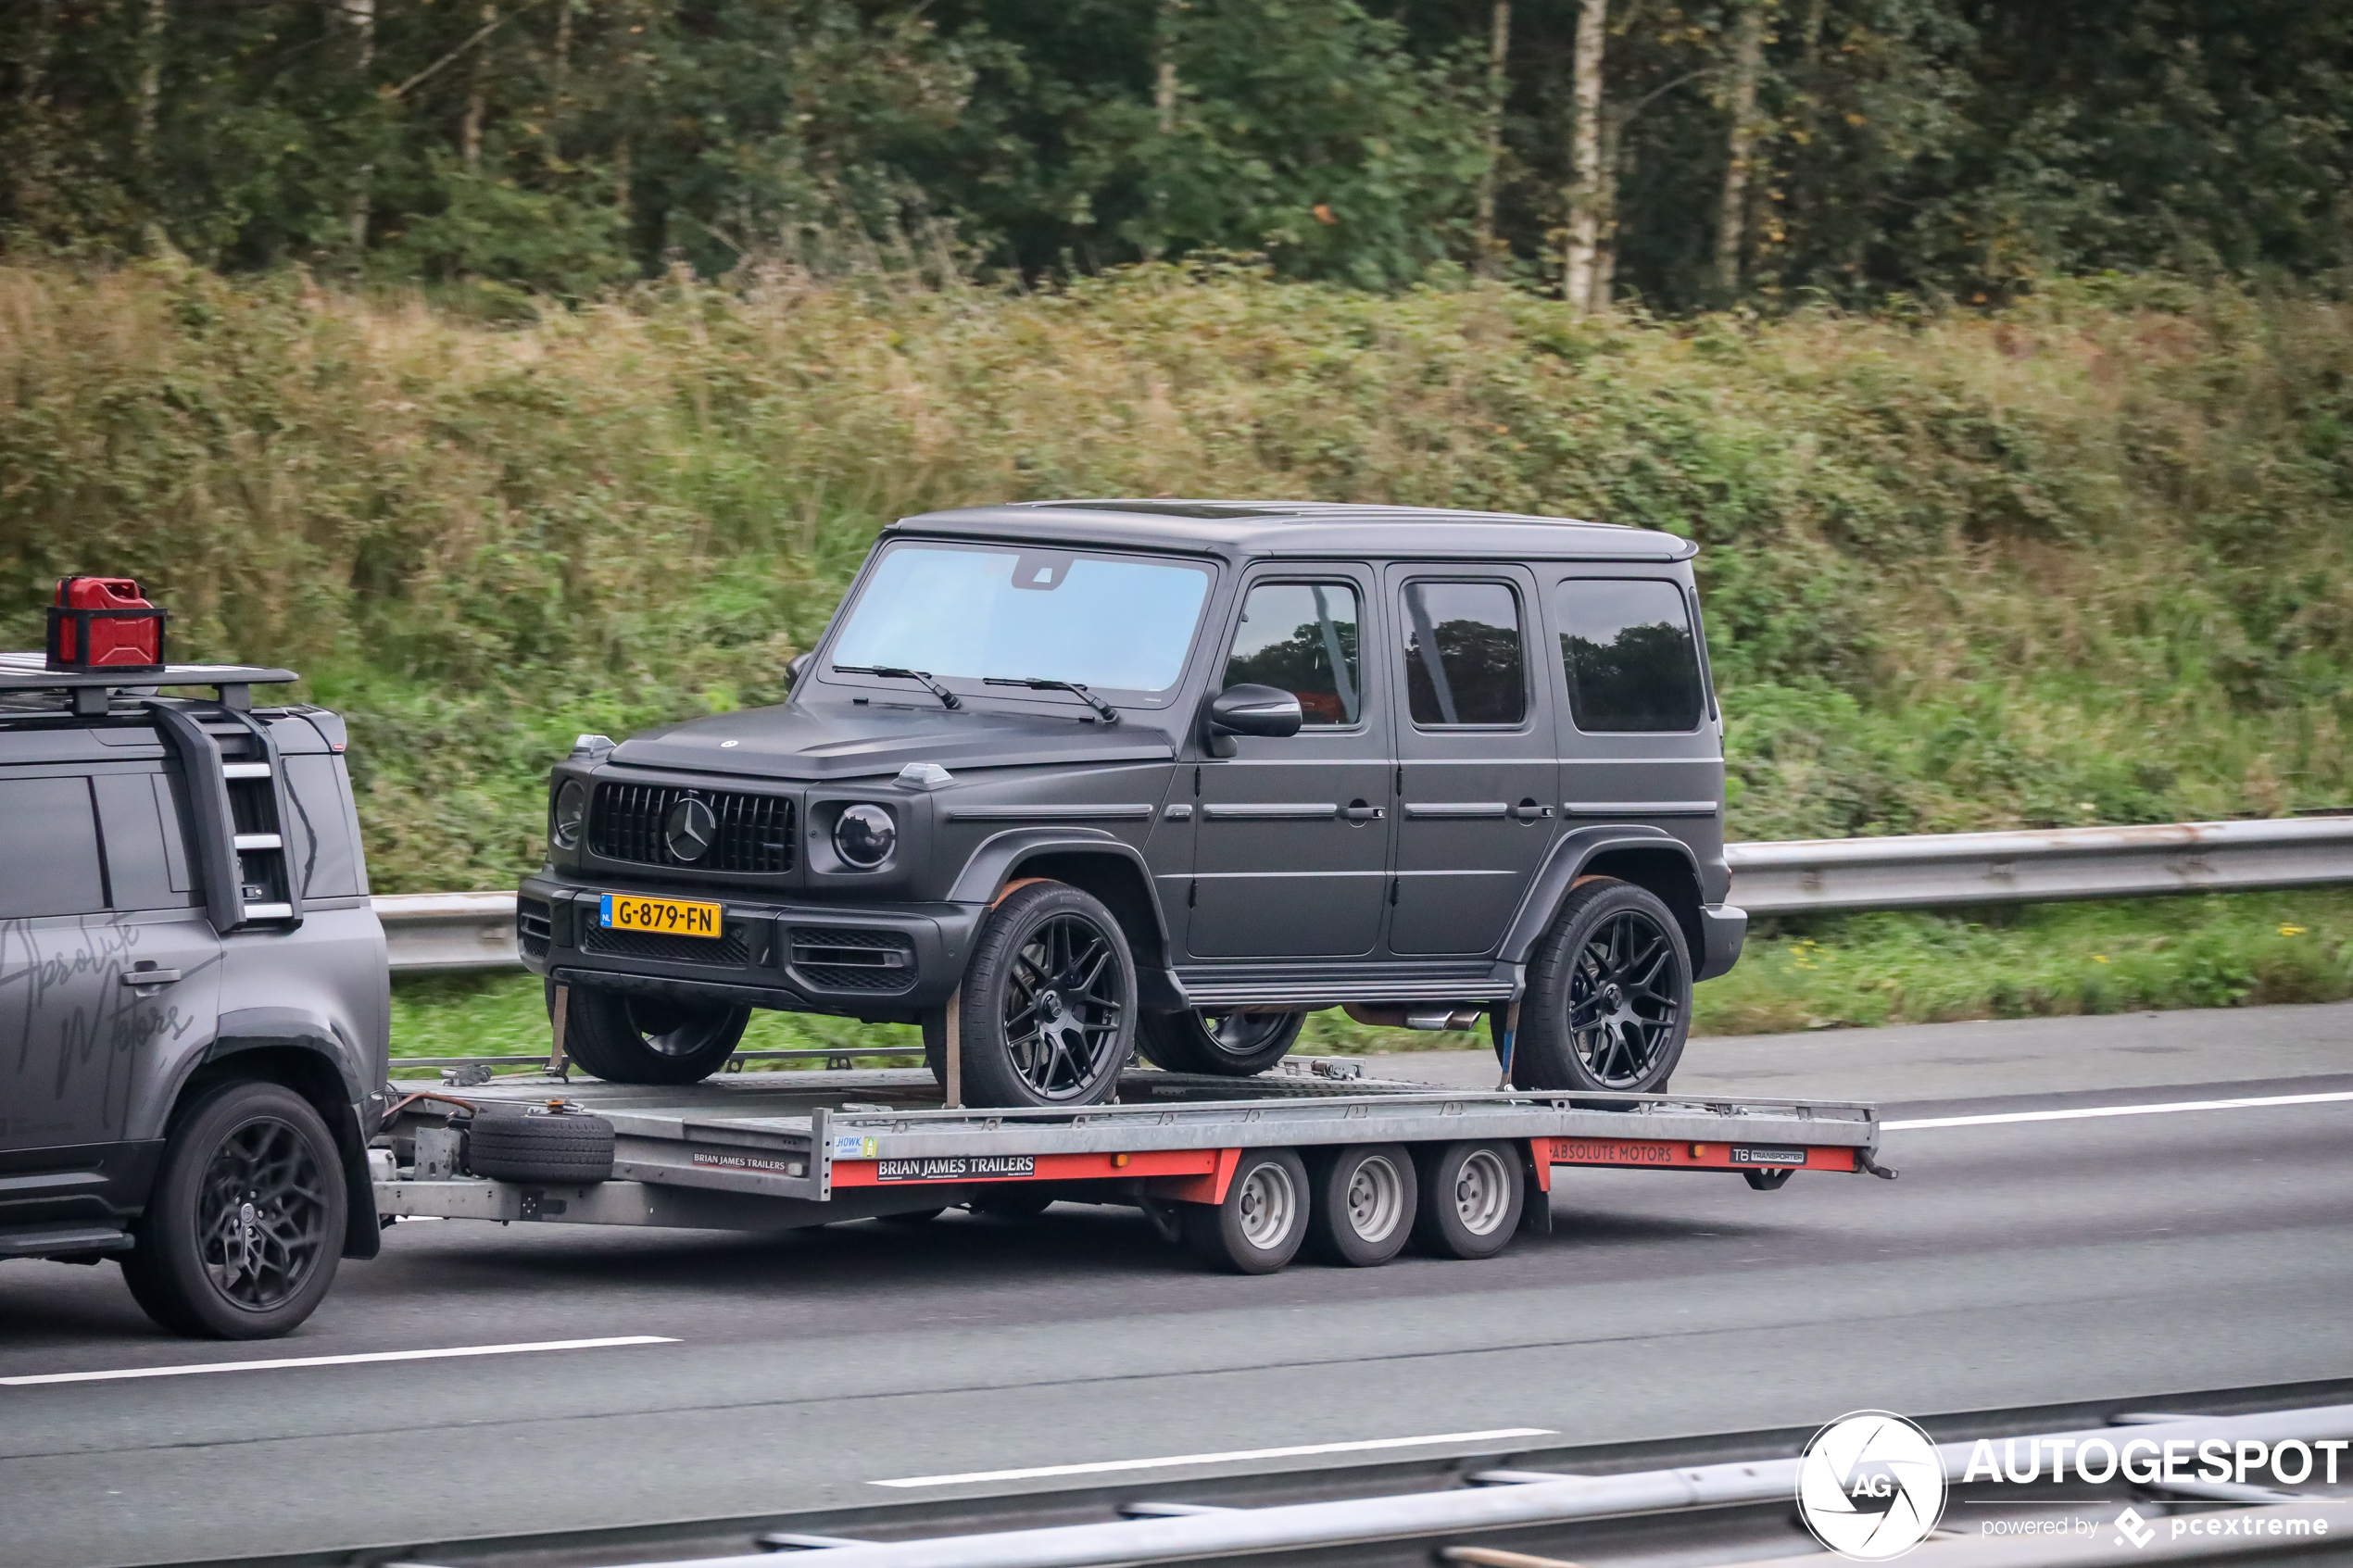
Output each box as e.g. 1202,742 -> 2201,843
1,261 -> 2347,891
5,2 -> 2349,307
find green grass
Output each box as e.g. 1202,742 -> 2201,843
390,890 -> 2353,1064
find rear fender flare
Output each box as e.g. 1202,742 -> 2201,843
1497,825 -> 1701,965
167,1011 -> 381,1261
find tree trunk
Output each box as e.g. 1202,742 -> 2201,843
343,0 -> 375,249
1593,103 -> 1621,309
136,0 -> 166,169
1714,1 -> 1764,296
554,0 -> 573,106
1155,0 -> 1180,134
463,3 -> 497,171
1562,0 -> 1605,310
1474,1 -> 1511,277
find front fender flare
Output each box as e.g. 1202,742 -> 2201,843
946,826 -> 1176,965
1497,824 -> 1703,965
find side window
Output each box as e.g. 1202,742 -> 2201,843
0,776 -> 108,918
1223,581 -> 1364,726
1402,580 -> 1526,727
1556,578 -> 1706,732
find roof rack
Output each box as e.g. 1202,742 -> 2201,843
0,652 -> 297,717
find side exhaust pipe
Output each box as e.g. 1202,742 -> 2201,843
1342,1004 -> 1485,1032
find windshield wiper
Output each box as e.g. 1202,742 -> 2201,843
984,677 -> 1120,724
834,665 -> 962,710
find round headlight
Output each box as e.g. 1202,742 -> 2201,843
833,803 -> 897,868
550,779 -> 588,850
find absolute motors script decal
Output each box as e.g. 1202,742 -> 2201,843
0,917 -> 218,1144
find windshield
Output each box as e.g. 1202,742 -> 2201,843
829,542 -> 1214,696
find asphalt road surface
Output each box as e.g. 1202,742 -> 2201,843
3,1002 -> 2347,1568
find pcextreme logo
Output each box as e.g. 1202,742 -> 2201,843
1797,1411 -> 1949,1561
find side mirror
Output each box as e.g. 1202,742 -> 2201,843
1207,683 -> 1303,740
786,650 -> 814,692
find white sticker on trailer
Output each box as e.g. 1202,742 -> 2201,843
833,1135 -> 879,1159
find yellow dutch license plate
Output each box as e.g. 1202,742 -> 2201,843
598,893 -> 724,938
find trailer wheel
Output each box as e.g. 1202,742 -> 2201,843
465,1110 -> 616,1185
1137,1010 -> 1303,1076
1743,1167 -> 1794,1191
1305,1144 -> 1416,1267
1183,1148 -> 1308,1273
939,882 -> 1135,1110
557,985 -> 747,1085
879,1206 -> 949,1225
1512,878 -> 1691,1098
1409,1141 -> 1523,1261
120,1081 -> 347,1339
967,1188 -> 1055,1219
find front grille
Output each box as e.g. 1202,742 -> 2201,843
579,921 -> 751,967
789,927 -> 915,993
587,784 -> 795,873
517,897 -> 552,959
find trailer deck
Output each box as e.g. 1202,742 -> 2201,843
373,1058 -> 1883,1263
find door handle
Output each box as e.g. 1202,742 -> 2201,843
1343,802 -> 1387,822
120,968 -> 182,987
1511,801 -> 1554,822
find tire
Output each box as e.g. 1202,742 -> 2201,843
927,882 -> 1137,1110
1304,1143 -> 1417,1267
1137,1010 -> 1303,1076
464,1110 -> 615,1184
1408,1140 -> 1524,1261
968,1187 -> 1056,1219
1743,1167 -> 1794,1191
120,1081 -> 348,1339
879,1206 -> 949,1225
1513,878 -> 1692,1096
557,984 -> 748,1085
1181,1147 -> 1308,1273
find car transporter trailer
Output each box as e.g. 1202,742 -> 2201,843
373,1053 -> 1892,1272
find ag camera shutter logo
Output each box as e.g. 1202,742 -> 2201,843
1797,1411 -> 1948,1561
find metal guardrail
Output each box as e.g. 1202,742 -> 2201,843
1729,815 -> 2353,916
375,816 -> 2353,972
390,1403 -> 2353,1568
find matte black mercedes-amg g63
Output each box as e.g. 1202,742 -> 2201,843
521,501 -> 1744,1108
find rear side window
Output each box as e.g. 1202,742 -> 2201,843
0,776 -> 107,917
1556,579 -> 1706,732
1403,581 -> 1526,727
1223,582 -> 1363,726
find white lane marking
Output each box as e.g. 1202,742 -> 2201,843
871,1428 -> 1557,1487
1884,1089 -> 2353,1132
0,1336 -> 677,1387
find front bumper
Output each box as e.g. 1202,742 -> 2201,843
1695,902 -> 1747,983
517,874 -> 982,1020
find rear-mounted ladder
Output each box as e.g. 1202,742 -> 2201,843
146,702 -> 304,932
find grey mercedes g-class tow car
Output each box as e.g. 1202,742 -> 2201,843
522,501 -> 1744,1110
1,654 -> 387,1337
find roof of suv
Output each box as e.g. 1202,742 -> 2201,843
888,500 -> 1697,562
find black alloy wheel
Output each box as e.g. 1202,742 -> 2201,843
121,1080 -> 347,1338
1138,1008 -> 1304,1076
554,983 -> 749,1084
936,882 -> 1136,1109
1512,877 -> 1692,1096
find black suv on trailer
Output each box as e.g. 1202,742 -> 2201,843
523,501 -> 1744,1108
1,654 -> 388,1336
